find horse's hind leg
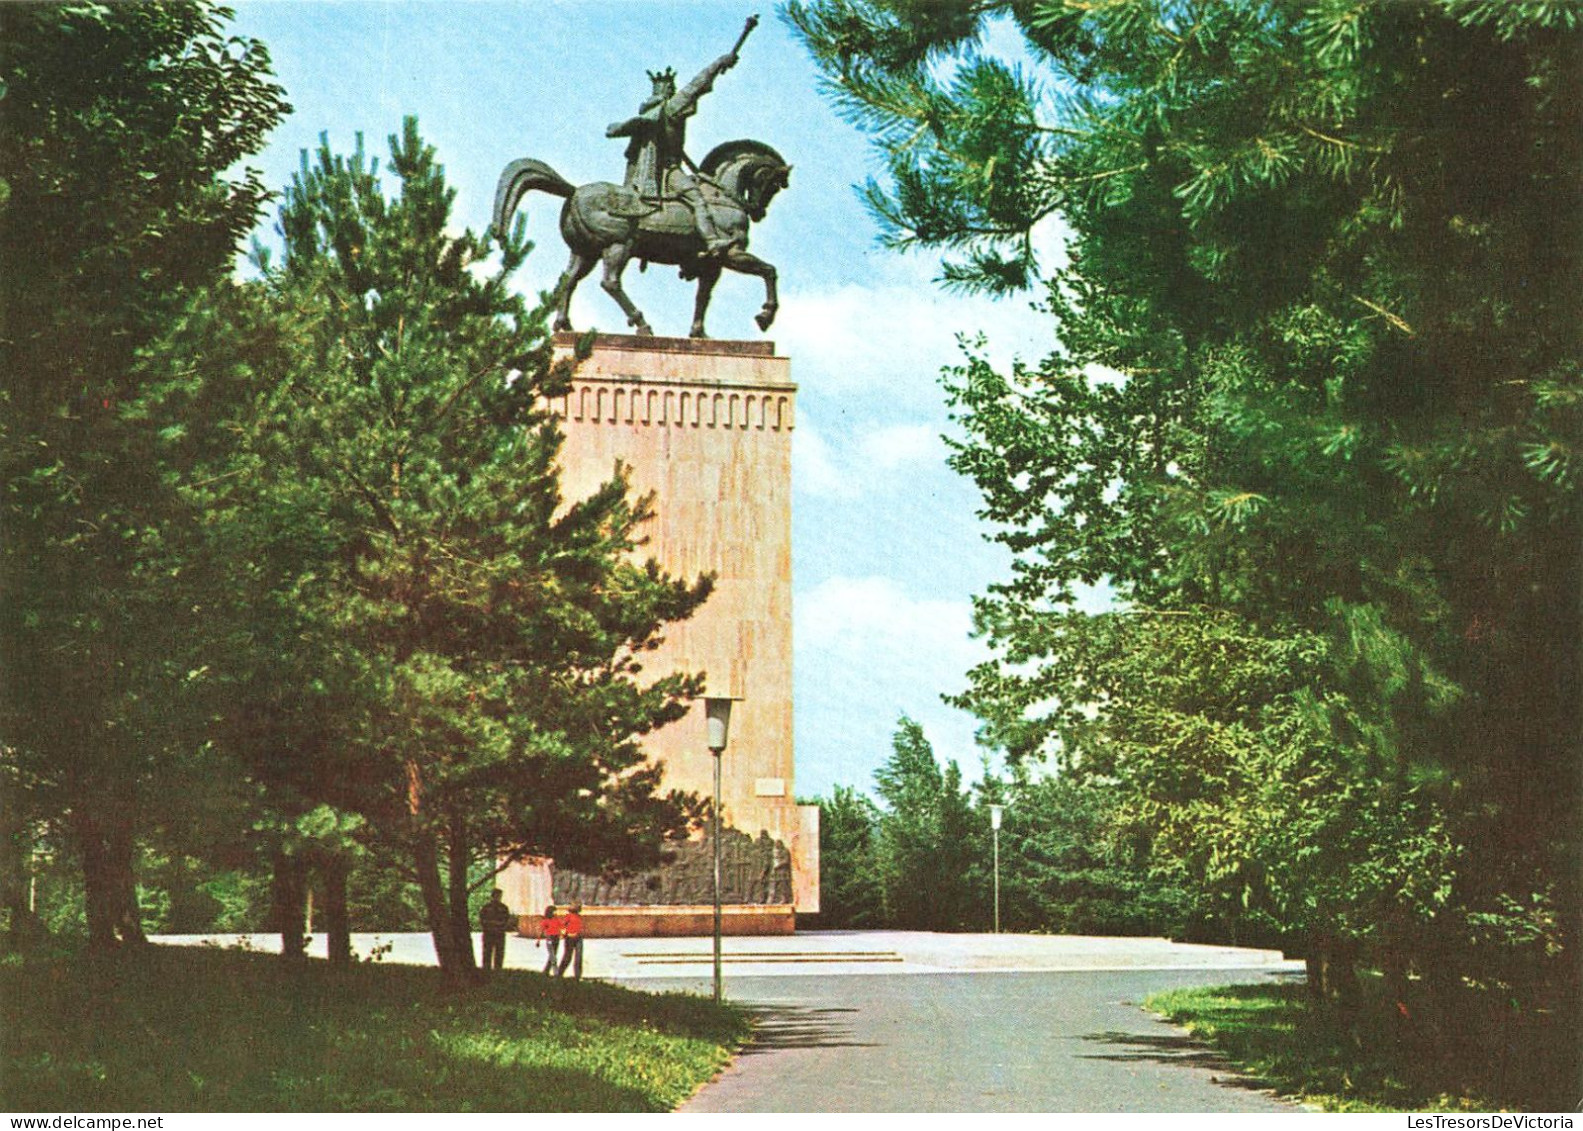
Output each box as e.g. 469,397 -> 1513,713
553,250 -> 595,332
599,243 -> 652,335
690,264 -> 722,338
721,248 -> 778,331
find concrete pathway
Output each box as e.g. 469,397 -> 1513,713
667,968 -> 1306,1113
153,930 -> 1305,1112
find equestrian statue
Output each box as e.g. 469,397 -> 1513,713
493,15 -> 790,339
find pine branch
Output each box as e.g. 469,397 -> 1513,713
1297,122 -> 1387,154
1349,293 -> 1415,336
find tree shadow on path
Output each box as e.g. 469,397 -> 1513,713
1078,1030 -> 1277,1095
736,1004 -> 876,1054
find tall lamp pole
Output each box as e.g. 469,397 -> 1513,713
704,697 -> 734,1004
989,804 -> 1004,934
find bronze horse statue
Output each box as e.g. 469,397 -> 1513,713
492,140 -> 790,339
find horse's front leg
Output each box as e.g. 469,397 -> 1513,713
721,248 -> 778,332
690,263 -> 723,338
600,243 -> 652,335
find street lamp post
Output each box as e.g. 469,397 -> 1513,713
989,804 -> 1004,934
704,697 -> 734,1004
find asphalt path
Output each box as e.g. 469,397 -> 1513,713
649,967 -> 1305,1113
152,930 -> 1305,1112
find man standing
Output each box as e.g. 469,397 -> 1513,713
556,902 -> 585,981
605,15 -> 757,254
478,888 -> 515,972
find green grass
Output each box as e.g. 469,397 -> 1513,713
1144,981 -> 1577,1113
1,944 -> 750,1111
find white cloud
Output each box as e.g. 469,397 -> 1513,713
862,423 -> 942,470
795,575 -> 993,793
799,575 -> 979,658
794,419 -> 950,501
773,212 -> 1068,428
792,420 -> 856,500
775,279 -> 1054,410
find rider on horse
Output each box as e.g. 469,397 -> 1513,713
492,15 -> 786,337
605,16 -> 758,256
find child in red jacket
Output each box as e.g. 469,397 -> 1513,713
537,904 -> 562,976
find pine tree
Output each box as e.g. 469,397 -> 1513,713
0,2 -> 289,950
791,0 -> 1581,1051
145,121 -> 712,977
872,717 -> 975,930
806,785 -> 884,928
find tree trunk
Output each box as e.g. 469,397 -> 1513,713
1379,933 -> 1412,1040
1304,930 -> 1328,1003
1331,935 -> 1363,1029
0,809 -> 46,953
80,825 -> 118,952
1303,929 -> 1359,1012
445,807 -> 478,975
109,818 -> 146,946
413,831 -> 468,976
272,852 -> 307,962
1,854 -> 46,953
1305,949 -> 1325,1002
321,854 -> 351,966
76,808 -> 144,951
3,889 -> 45,953
1423,952 -> 1467,1055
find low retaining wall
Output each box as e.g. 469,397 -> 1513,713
516,904 -> 795,938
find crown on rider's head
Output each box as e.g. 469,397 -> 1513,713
647,67 -> 676,87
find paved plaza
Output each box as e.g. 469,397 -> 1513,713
672,968 -> 1305,1113
153,928 -> 1301,980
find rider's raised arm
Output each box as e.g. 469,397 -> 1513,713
669,16 -> 755,117
670,52 -> 736,115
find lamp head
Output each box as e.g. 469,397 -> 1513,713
704,696 -> 734,753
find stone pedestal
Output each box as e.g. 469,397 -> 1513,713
502,333 -> 818,937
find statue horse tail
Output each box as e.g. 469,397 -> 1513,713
492,158 -> 575,239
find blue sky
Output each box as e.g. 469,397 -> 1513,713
230,0 -> 1063,797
